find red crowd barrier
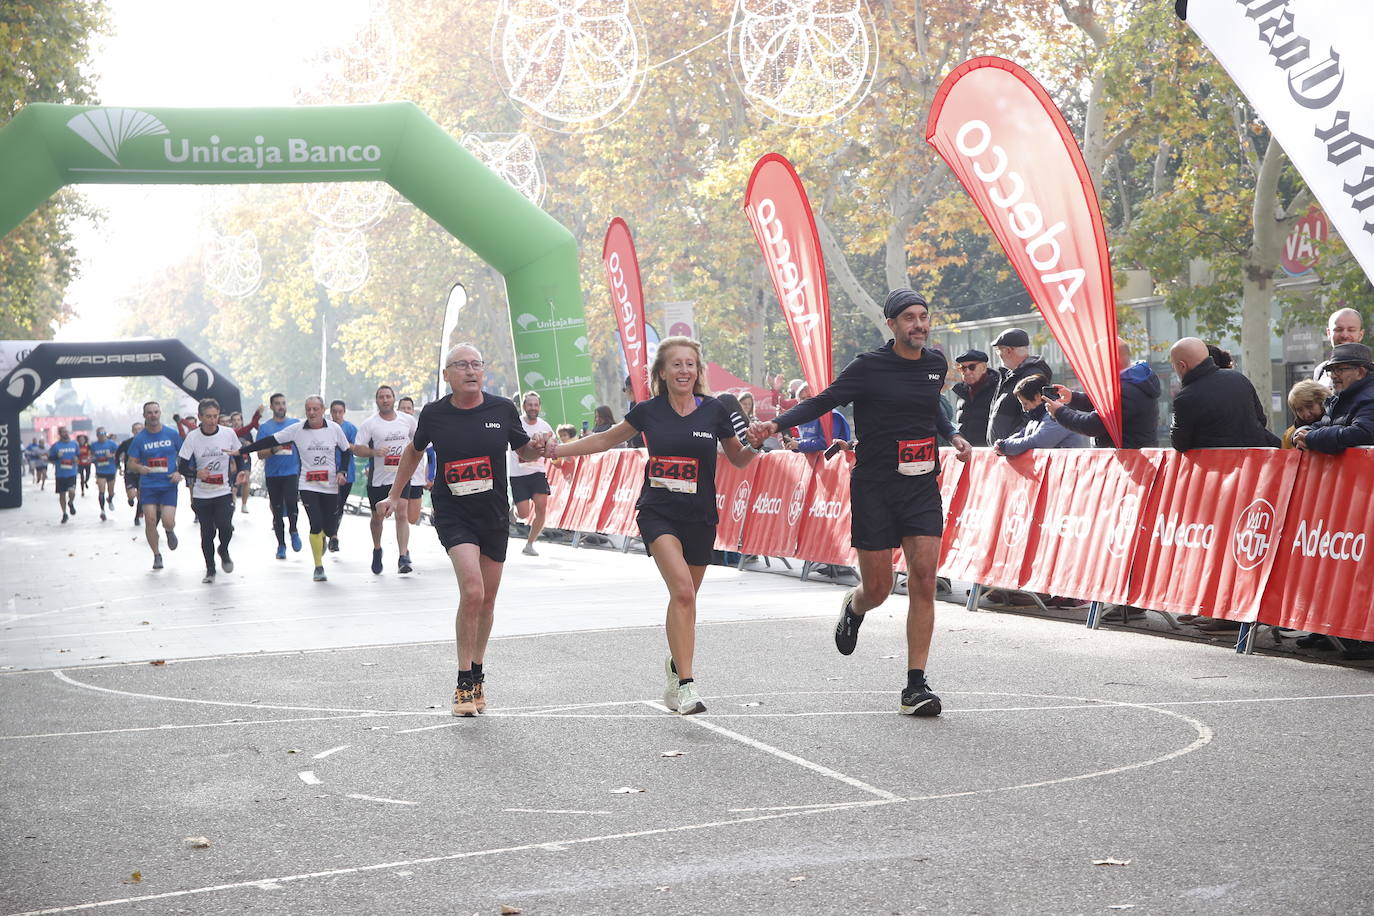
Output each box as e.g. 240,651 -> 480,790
539,446 -> 1373,637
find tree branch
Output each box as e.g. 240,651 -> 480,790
814,211 -> 887,335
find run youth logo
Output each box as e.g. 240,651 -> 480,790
1230,498 -> 1277,571
1101,493 -> 1141,559
787,481 -> 807,527
1001,488 -> 1032,548
730,480 -> 751,523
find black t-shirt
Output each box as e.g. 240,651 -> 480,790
625,394 -> 735,524
412,392 -> 530,528
774,341 -> 956,483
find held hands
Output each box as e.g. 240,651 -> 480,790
747,420 -> 777,449
951,434 -> 973,463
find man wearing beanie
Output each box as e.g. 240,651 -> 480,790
750,288 -> 972,717
986,328 -> 1053,443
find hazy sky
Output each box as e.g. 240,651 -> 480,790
56,0 -> 377,405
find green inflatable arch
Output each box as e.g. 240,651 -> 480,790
0,102 -> 596,421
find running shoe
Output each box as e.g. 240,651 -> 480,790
201,571 -> 216,585
127,496 -> 135,507
451,683 -> 477,717
899,680 -> 942,717
521,544 -> 538,557
674,682 -> 706,716
68,501 -> 75,515
166,529 -> 178,551
312,566 -> 327,582
219,549 -> 234,574
835,588 -> 864,656
275,544 -> 287,560
328,537 -> 339,552
662,656 -> 679,710
290,531 -> 302,552
152,553 -> 163,570
100,511 -> 106,521
473,679 -> 487,714
60,514 -> 67,524
371,548 -> 383,575
398,554 -> 413,574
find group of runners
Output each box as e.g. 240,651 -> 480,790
26,427 -> 123,523
27,288 -> 965,720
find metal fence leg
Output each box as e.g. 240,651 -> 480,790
1237,622 -> 1258,655
966,584 -> 981,613
1086,600 -> 1103,630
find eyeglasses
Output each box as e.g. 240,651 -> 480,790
446,360 -> 484,370
1328,364 -> 1362,375
957,364 -> 982,372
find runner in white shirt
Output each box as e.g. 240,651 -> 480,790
353,385 -> 418,575
240,396 -> 352,581
177,399 -> 247,584
508,391 -> 555,557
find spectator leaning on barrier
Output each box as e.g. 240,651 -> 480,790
1168,337 -> 1280,451
992,375 -> 1087,457
951,349 -> 995,447
987,328 -> 1052,443
1312,308 -> 1364,388
1045,340 -> 1161,448
1295,343 -> 1374,454
1282,379 -> 1330,449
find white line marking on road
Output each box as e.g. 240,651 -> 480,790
345,793 -> 416,806
298,771 -> 321,785
503,808 -> 614,815
0,714 -> 384,741
640,700 -> 903,802
312,745 -> 350,760
728,802 -> 876,813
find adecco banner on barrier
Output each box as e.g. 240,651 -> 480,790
1129,449 -> 1300,620
744,153 -> 834,441
927,58 -> 1122,446
795,452 -> 857,567
938,449 -> 1046,586
1259,449 -> 1374,640
1021,450 -> 1164,604
543,456 -> 582,530
560,452 -> 621,533
738,451 -> 813,558
601,449 -> 646,537
602,219 -> 651,403
1179,0 -> 1374,285
713,458 -> 758,551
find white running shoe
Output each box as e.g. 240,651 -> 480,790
674,682 -> 706,716
521,543 -> 538,556
662,656 -> 679,710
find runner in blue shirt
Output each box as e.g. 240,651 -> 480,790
125,401 -> 184,570
328,399 -> 359,552
90,428 -> 119,521
48,427 -> 80,523
256,393 -> 302,559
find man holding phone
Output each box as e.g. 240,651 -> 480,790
750,289 -> 972,717
990,376 -> 1087,457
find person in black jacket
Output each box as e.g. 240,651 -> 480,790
1295,343 -> 1374,454
1046,341 -> 1162,448
1168,337 -> 1280,450
951,349 -> 995,447
986,328 -> 1052,443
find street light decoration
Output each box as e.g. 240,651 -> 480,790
203,230 -> 263,298
311,227 -> 370,293
461,133 -> 547,206
491,0 -> 647,132
730,0 -> 878,126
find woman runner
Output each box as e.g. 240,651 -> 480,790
544,337 -> 758,714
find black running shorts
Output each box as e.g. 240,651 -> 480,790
435,515 -> 509,562
510,472 -> 550,504
55,476 -> 77,494
849,473 -> 943,550
96,472 -> 116,480
637,508 -> 716,567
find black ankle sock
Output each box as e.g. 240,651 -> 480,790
471,662 -> 484,682
669,658 -> 677,675
678,677 -> 694,685
906,668 -> 927,690
457,669 -> 473,687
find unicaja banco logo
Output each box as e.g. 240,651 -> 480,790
68,109 -> 169,166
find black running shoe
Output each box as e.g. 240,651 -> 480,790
371,548 -> 383,575
219,549 -> 234,574
328,537 -> 339,553
166,529 -> 178,551
152,553 -> 163,570
398,554 -> 412,574
899,681 -> 942,717
834,588 -> 864,656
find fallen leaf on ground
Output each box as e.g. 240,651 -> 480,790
500,906 -> 522,915
610,786 -> 645,794
185,837 -> 210,849
1092,858 -> 1131,866
660,750 -> 685,757
124,871 -> 142,884
286,749 -> 300,755
140,621 -> 150,626
148,660 -> 166,666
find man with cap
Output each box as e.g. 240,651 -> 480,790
1311,308 -> 1364,388
749,288 -> 973,717
951,349 -> 995,447
1295,342 -> 1374,453
986,328 -> 1053,443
